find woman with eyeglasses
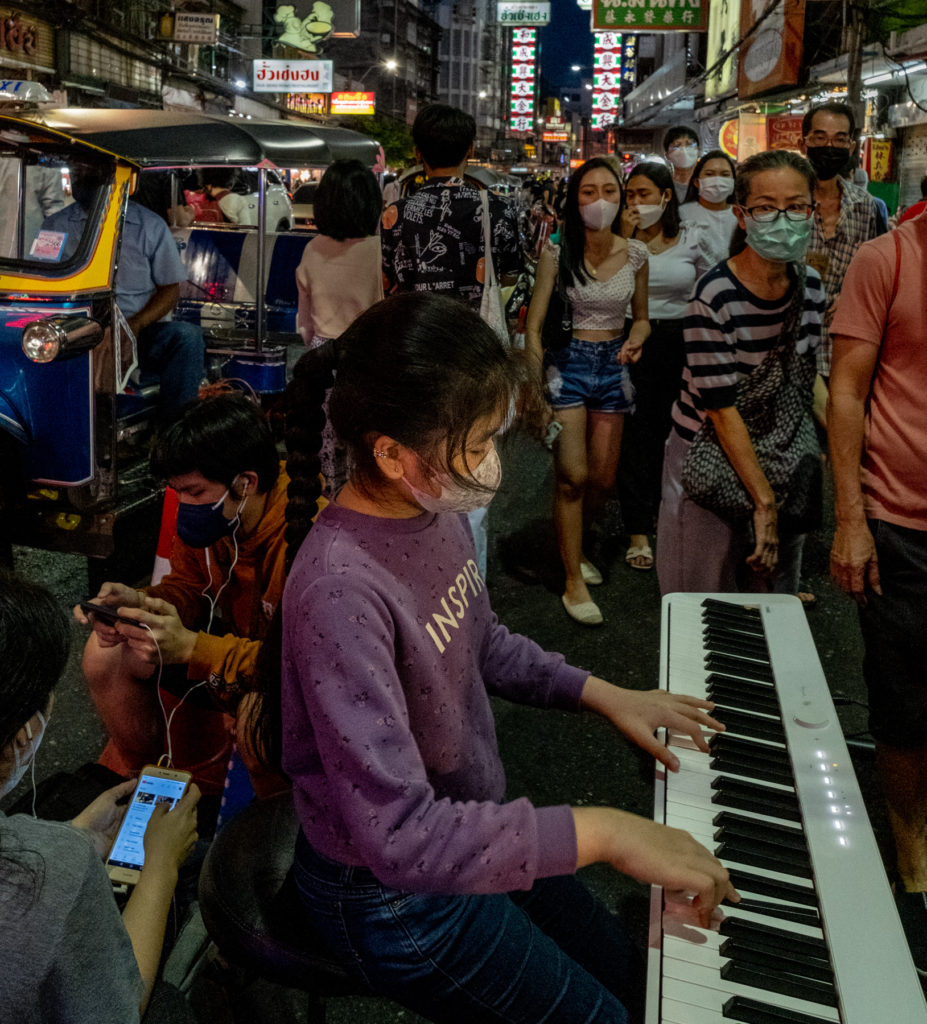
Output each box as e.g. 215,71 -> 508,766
679,149 -> 738,266
656,150 -> 827,596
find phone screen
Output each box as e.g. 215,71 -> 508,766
107,773 -> 187,871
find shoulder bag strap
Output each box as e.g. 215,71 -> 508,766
480,190 -> 498,290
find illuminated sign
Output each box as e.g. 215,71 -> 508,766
593,0 -> 707,32
592,31 -> 622,131
286,92 -> 330,115
542,131 -> 570,142
497,1 -> 551,24
509,27 -> 537,135
252,59 -> 333,93
706,0 -> 739,98
330,90 -> 375,114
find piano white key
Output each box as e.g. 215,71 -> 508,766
669,747 -> 795,790
660,997 -> 728,1024
665,796 -> 801,834
661,954 -> 840,1023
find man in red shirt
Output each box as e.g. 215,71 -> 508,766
899,176 -> 927,225
829,207 -> 927,971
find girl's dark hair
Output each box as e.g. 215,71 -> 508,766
729,150 -> 817,258
623,161 -> 680,239
0,568 -> 68,753
560,157 -> 623,288
682,149 -> 736,205
149,391 -> 280,493
313,159 -> 383,240
251,292 -> 524,767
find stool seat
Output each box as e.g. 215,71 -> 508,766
197,791 -> 371,997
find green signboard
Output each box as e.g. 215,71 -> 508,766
592,0 -> 707,32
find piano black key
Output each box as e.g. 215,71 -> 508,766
709,734 -> 790,766
708,682 -> 781,715
719,935 -> 833,983
710,754 -> 795,786
719,916 -> 828,958
722,994 -> 834,1024
705,637 -> 773,663
712,812 -> 807,852
715,839 -> 812,879
720,961 -> 837,1008
706,672 -> 776,694
703,627 -> 771,655
702,609 -> 766,636
705,653 -> 775,683
701,598 -> 763,621
709,705 -> 786,743
726,868 -> 819,907
711,777 -> 802,823
732,897 -> 821,927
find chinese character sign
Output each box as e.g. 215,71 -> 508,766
497,2 -> 551,24
593,31 -> 623,131
592,0 -> 707,32
509,27 -> 536,135
621,34 -> 637,97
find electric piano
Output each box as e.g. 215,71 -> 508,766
646,593 -> 927,1024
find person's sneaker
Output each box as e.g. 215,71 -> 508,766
895,890 -> 927,976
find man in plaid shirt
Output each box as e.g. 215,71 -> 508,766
801,102 -> 884,379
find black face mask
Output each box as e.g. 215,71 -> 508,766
805,146 -> 853,181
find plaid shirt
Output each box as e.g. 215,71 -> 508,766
806,178 -> 883,375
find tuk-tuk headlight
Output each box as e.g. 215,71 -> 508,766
22,315 -> 104,364
22,320 -> 63,363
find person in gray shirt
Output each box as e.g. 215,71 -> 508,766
0,569 -> 200,1023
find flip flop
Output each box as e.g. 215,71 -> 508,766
625,544 -> 654,571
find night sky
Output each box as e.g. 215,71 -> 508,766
539,0 -> 595,90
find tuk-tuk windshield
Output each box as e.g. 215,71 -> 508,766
0,148 -> 114,270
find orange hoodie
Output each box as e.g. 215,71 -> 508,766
146,464 -> 289,705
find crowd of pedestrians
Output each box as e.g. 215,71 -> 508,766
4,97 -> 927,1022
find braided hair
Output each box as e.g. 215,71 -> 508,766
251,292 -> 524,768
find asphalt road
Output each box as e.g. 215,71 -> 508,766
3,425 -> 884,1024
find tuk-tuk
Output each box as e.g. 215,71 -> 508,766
0,110 -> 380,576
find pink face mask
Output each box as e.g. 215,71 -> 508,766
403,447 -> 502,514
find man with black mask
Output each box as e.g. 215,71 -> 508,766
801,102 -> 883,381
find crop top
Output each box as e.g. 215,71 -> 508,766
553,238 -> 649,330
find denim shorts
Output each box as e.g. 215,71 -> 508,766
545,337 -> 635,414
292,830 -> 641,1023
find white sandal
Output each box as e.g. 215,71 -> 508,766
625,544 -> 654,571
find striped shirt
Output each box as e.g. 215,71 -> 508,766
671,262 -> 825,442
806,177 -> 882,376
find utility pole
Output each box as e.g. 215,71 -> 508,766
844,0 -> 867,133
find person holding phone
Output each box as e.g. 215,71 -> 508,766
249,293 -> 736,1024
75,391 -> 290,798
0,568 -> 200,1023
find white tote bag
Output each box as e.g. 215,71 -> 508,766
478,190 -> 510,345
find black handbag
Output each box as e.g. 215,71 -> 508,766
541,270 -> 573,351
680,267 -> 822,533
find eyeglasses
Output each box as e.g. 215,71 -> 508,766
741,203 -> 816,223
804,131 -> 853,147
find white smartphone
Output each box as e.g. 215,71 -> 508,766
105,764 -> 191,885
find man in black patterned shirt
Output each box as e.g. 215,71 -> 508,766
381,104 -> 522,309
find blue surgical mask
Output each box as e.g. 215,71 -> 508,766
744,216 -> 812,263
176,488 -> 244,548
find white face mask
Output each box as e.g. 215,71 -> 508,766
0,711 -> 47,799
633,200 -> 667,230
698,177 -> 735,203
404,446 -> 502,515
668,144 -> 699,170
580,198 -> 620,231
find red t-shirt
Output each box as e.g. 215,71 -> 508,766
831,213 -> 927,530
899,199 -> 927,225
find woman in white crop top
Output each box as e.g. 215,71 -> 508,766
526,158 -> 650,626
617,161 -> 713,572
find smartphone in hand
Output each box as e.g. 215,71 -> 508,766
80,600 -> 138,628
105,765 -> 191,885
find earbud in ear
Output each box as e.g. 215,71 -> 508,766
25,722 -> 33,741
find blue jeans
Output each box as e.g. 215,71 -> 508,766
545,338 -> 635,414
293,831 -> 643,1023
137,320 -> 205,418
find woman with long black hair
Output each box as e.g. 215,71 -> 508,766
525,157 -> 650,625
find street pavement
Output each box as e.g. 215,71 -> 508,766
3,425 -> 884,1023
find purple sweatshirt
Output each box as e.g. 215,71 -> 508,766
280,503 -> 588,894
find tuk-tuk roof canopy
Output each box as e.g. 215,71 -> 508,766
22,109 -> 381,169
